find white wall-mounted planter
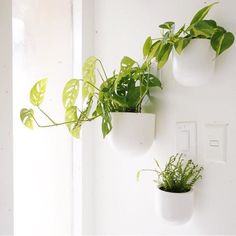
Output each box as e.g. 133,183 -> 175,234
172,39 -> 215,87
108,112 -> 155,155
155,188 -> 194,225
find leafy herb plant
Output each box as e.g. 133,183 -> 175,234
20,56 -> 162,138
137,153 -> 203,193
143,2 -> 235,69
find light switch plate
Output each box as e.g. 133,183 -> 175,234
205,123 -> 228,163
176,122 -> 197,160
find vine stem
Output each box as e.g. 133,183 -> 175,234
97,59 -> 108,80
85,81 -> 101,91
31,114 -> 101,128
37,106 -> 56,124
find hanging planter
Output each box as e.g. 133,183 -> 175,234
137,153 -> 203,225
142,2 -> 234,86
155,188 -> 194,224
109,112 -> 155,155
172,39 -> 215,86
20,56 -> 161,150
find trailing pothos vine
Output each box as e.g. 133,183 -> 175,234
143,2 -> 234,70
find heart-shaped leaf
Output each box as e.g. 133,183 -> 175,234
20,108 -> 34,129
62,79 -> 80,109
191,20 -> 217,38
211,31 -> 235,56
30,78 -> 48,106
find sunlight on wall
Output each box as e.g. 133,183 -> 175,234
13,0 -> 73,235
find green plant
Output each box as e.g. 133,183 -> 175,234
20,56 -> 162,138
143,2 -> 235,69
137,153 -> 203,193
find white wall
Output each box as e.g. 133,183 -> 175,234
0,0 -> 13,235
82,0 -> 236,234
13,0 -> 73,235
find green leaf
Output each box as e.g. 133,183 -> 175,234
211,31 -> 235,56
216,26 -> 226,33
30,78 -> 48,106
143,74 -> 162,88
20,108 -> 34,129
126,87 -> 141,108
65,106 -> 80,138
174,38 -> 191,54
191,20 -> 217,38
62,79 -> 80,109
143,36 -> 152,57
157,43 -> 173,69
119,56 -> 136,78
121,56 -> 136,68
100,105 -> 112,138
114,56 -> 136,92
102,115 -> 112,138
147,40 -> 162,62
190,2 -> 218,26
159,21 -> 175,30
82,56 -> 97,100
174,25 -> 185,38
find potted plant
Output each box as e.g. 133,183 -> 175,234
137,153 -> 203,224
142,2 -> 235,86
20,56 -> 162,154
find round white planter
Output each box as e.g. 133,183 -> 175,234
172,39 -> 215,87
155,188 -> 194,225
108,112 -> 155,155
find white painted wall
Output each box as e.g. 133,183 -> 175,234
0,0 -> 13,235
82,0 -> 236,234
13,0 -> 73,235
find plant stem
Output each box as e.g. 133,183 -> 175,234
97,59 -> 108,79
37,106 -> 56,124
86,81 -> 101,91
97,69 -> 105,82
31,114 -> 101,128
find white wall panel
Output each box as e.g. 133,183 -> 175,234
82,0 -> 236,234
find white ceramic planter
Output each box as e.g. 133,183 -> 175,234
108,112 -> 155,155
155,188 -> 194,225
172,39 -> 215,87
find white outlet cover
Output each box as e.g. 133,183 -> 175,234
176,122 -> 197,160
205,124 -> 228,163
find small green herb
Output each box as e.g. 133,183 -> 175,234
137,153 -> 203,193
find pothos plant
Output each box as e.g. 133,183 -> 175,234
137,153 -> 203,193
20,57 -> 162,138
143,2 -> 235,69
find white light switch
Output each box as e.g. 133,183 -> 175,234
176,122 -> 197,160
205,124 -> 228,163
